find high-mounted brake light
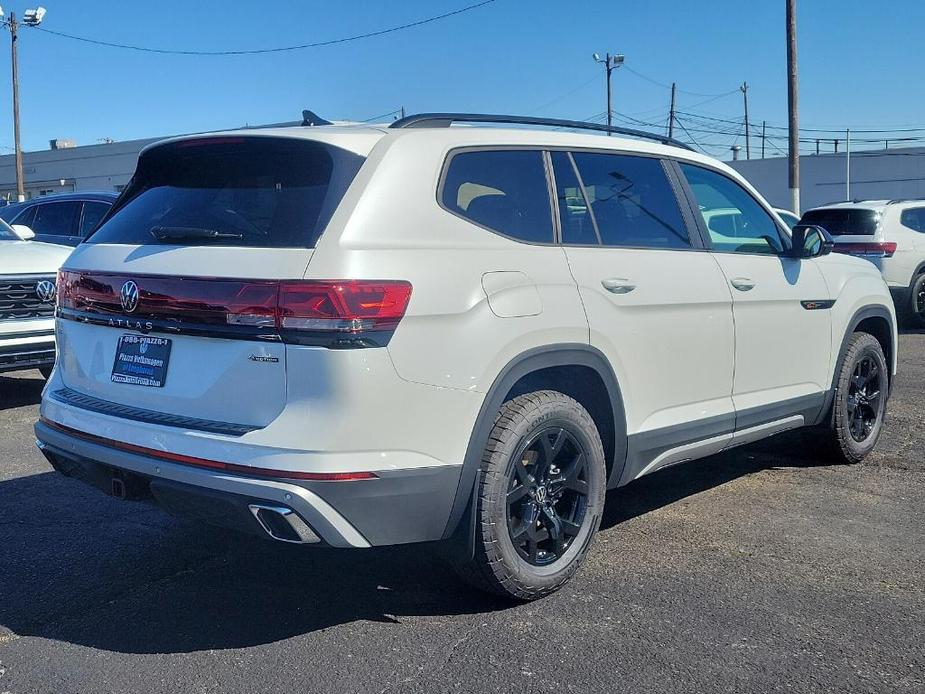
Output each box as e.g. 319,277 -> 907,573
832,242 -> 897,258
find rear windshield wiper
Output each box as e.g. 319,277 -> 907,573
150,226 -> 244,242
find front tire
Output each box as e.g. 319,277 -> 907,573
455,390 -> 606,600
821,332 -> 888,464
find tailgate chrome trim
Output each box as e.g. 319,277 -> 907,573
50,386 -> 259,437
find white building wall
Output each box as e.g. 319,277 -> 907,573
730,146 -> 925,213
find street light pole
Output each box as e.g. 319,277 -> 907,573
2,6 -> 48,202
593,52 -> 624,134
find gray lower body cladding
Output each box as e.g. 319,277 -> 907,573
34,420 -> 461,548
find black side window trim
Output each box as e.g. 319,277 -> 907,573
670,158 -> 792,256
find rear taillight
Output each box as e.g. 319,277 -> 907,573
832,242 -> 897,258
56,271 -> 412,348
278,281 -> 413,333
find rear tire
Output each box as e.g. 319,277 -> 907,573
819,332 -> 888,464
908,273 -> 925,329
454,390 -> 606,601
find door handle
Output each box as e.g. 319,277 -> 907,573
730,277 -> 756,292
602,278 -> 636,294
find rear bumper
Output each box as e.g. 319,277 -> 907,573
889,285 -> 910,310
34,419 -> 461,548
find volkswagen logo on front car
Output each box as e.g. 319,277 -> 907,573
120,280 -> 139,313
35,279 -> 56,304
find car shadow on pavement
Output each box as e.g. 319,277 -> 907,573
0,469 -> 509,655
0,372 -> 44,410
601,429 -> 828,530
0,430 -> 831,655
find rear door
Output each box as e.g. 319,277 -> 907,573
56,136 -> 364,428
554,150 -> 736,477
678,162 -> 832,433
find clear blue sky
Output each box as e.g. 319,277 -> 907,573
2,0 -> 923,158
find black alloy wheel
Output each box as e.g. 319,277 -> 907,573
506,427 -> 589,566
846,356 -> 883,442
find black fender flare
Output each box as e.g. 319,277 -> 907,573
441,343 -> 627,540
816,304 -> 895,427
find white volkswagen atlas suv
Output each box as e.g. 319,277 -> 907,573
0,220 -> 71,377
36,113 -> 897,600
801,200 -> 925,327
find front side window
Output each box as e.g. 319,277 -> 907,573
441,150 -> 554,243
680,163 -> 783,255
30,201 -> 81,237
900,207 -> 925,233
570,152 -> 690,249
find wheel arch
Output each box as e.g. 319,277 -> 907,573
441,344 -> 627,540
816,304 -> 895,426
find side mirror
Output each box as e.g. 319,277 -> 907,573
11,224 -> 35,240
788,224 -> 834,258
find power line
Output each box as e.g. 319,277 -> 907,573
531,72 -> 601,114
33,1 -> 495,56
622,65 -> 740,98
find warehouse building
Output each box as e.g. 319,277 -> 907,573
730,146 -> 925,212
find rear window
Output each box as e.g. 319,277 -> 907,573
800,208 -> 880,236
87,137 -> 360,248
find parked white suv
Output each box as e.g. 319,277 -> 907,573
801,200 -> 925,327
36,114 -> 897,600
0,220 -> 71,377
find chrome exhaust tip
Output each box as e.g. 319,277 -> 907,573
248,504 -> 320,544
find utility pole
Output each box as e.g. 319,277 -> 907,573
667,82 -> 677,139
9,12 -> 23,201
761,120 -> 766,158
741,82 -> 750,159
786,0 -> 800,213
2,7 -> 47,202
815,139 -> 820,155
593,52 -> 624,134
845,128 -> 851,200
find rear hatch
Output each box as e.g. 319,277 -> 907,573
800,207 -> 896,260
55,134 -> 367,429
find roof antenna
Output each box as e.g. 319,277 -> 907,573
301,110 -> 332,127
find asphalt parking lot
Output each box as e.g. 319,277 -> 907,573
1,332 -> 922,694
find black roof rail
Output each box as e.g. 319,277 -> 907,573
886,198 -> 925,205
389,112 -> 693,151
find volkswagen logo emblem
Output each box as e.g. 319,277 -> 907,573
35,279 -> 57,304
120,280 -> 139,313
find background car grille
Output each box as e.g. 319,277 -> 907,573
0,275 -> 56,320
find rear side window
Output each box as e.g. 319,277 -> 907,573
87,137 -> 359,248
900,207 -> 925,232
551,151 -> 598,245
570,152 -> 690,249
31,201 -> 81,237
800,208 -> 880,236
441,150 -> 554,243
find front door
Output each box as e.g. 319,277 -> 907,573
678,162 -> 832,434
